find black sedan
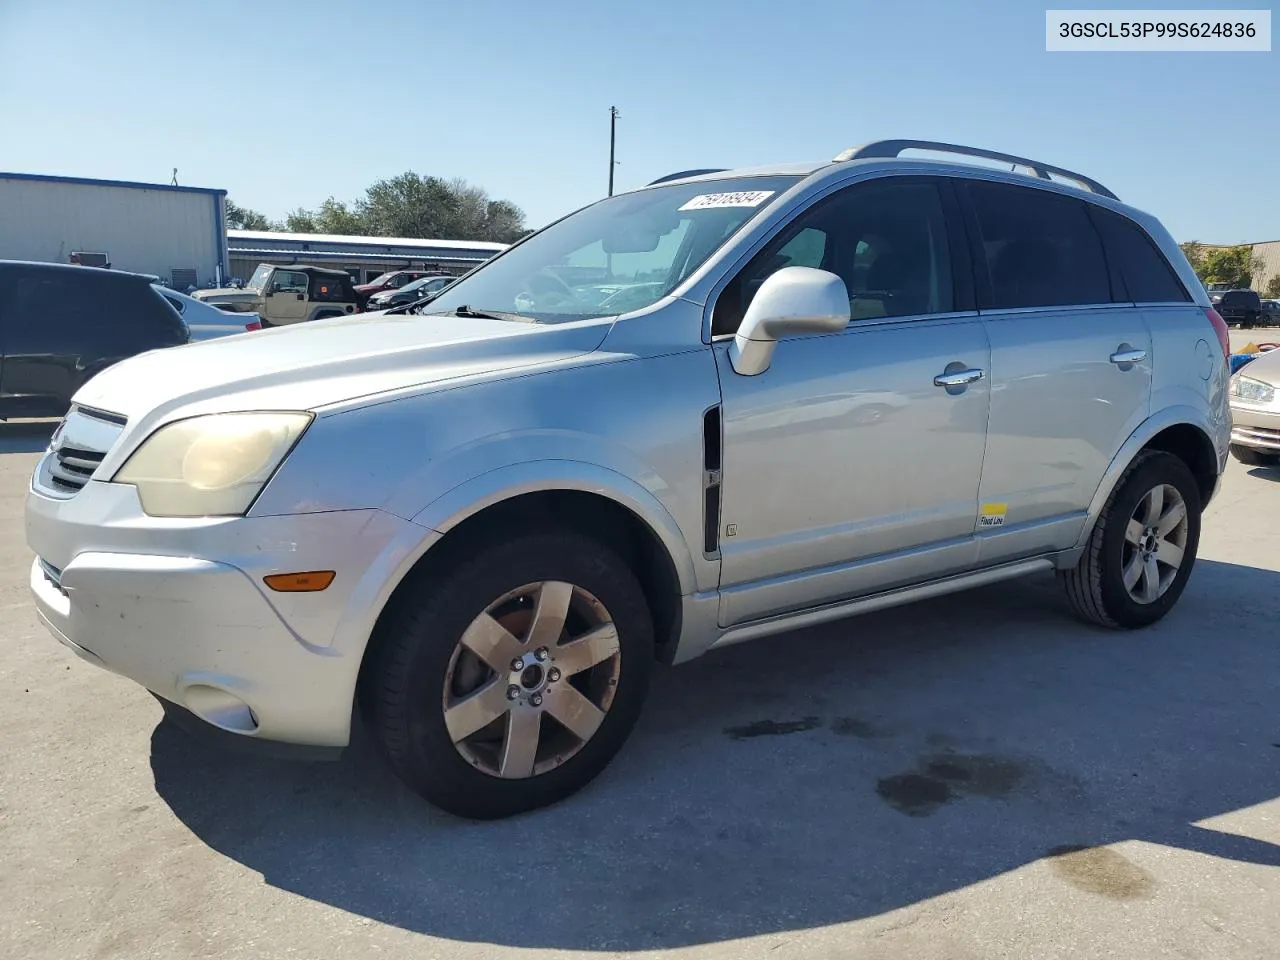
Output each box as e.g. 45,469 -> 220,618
364,275 -> 456,312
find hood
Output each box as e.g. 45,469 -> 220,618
193,288 -> 260,304
353,282 -> 383,294
1236,346 -> 1280,386
72,312 -> 612,425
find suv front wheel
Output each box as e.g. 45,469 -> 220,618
1059,451 -> 1201,629
362,529 -> 653,819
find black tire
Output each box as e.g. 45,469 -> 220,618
362,529 -> 653,819
1058,450 -> 1202,629
1230,443 -> 1280,467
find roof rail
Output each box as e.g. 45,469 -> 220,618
833,140 -> 1118,200
647,168 -> 729,185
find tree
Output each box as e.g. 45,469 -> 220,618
283,208 -> 317,233
225,198 -> 275,231
268,173 -> 527,242
1179,241 -> 1205,275
313,197 -> 364,235
1265,275 -> 1280,298
1199,245 -> 1261,288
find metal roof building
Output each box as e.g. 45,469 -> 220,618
0,172 -> 229,289
226,229 -> 508,284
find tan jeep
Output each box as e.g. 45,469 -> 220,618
194,264 -> 361,326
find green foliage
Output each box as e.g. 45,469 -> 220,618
1179,241 -> 1263,289
1199,245 -> 1258,287
1266,275 -> 1280,298
1178,241 -> 1204,273
224,198 -> 276,231
274,173 -> 526,243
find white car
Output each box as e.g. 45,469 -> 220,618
156,287 -> 262,341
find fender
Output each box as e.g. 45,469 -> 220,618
307,305 -> 355,323
411,459 -> 700,597
1074,404 -> 1221,552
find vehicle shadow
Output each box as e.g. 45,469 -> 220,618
150,559 -> 1280,951
1247,465 -> 1280,483
0,420 -> 55,455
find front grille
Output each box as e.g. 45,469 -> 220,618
34,405 -> 127,499
1231,424 -> 1280,450
38,559 -> 66,596
48,444 -> 106,491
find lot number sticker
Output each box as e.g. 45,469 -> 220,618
678,191 -> 775,211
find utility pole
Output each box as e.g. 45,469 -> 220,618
608,106 -> 620,196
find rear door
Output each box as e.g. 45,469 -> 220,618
960,179 -> 1152,563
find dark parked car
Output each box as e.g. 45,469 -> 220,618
1262,299 -> 1280,326
353,269 -> 438,298
0,260 -> 189,419
1211,289 -> 1264,328
364,274 -> 456,311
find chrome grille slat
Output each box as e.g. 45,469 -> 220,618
33,405 -> 127,499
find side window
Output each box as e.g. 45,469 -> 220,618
310,275 -> 348,302
713,180 -> 954,336
11,271 -> 100,343
163,294 -> 186,314
1089,208 -> 1190,303
270,271 -> 309,294
966,181 -> 1110,309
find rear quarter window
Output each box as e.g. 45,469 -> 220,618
1088,207 -> 1190,303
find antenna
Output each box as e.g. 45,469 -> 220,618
171,167 -> 178,186
608,107 -> 620,196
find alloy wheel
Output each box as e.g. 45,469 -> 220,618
441,581 -> 622,779
1121,483 -> 1189,605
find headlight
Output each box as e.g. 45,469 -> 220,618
1230,376 -> 1276,405
113,412 -> 312,517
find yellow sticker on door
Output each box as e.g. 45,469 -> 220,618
978,503 -> 1008,529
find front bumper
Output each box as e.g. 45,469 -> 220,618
1230,402 -> 1280,452
26,478 -> 426,747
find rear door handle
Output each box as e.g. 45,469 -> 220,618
934,368 -> 985,387
1110,348 -> 1147,365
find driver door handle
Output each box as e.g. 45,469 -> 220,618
934,368 -> 985,387
1110,348 -> 1147,365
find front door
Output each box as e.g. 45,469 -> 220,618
959,179 -> 1153,563
265,269 -> 310,325
710,178 -> 991,626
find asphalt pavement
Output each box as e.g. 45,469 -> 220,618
1,402 -> 1278,960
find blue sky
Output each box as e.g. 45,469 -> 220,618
0,0 -> 1275,241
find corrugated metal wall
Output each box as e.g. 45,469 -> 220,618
1251,241 -> 1280,295
0,177 -> 224,287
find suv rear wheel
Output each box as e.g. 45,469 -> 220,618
1059,450 -> 1201,629
362,530 -> 653,819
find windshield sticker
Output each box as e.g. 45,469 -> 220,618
678,190 -> 775,212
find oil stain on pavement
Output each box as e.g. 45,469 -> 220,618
1044,844 -> 1157,900
723,717 -> 822,740
877,752 -> 1028,817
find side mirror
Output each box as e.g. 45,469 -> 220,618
729,266 -> 850,376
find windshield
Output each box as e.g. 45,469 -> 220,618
419,176 -> 801,323
368,272 -> 397,286
245,264 -> 273,294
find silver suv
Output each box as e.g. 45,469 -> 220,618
25,140 -> 1230,819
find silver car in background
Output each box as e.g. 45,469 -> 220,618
156,286 -> 262,340
26,140 -> 1230,819
1229,346 -> 1280,466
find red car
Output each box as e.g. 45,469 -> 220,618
353,270 -> 440,297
